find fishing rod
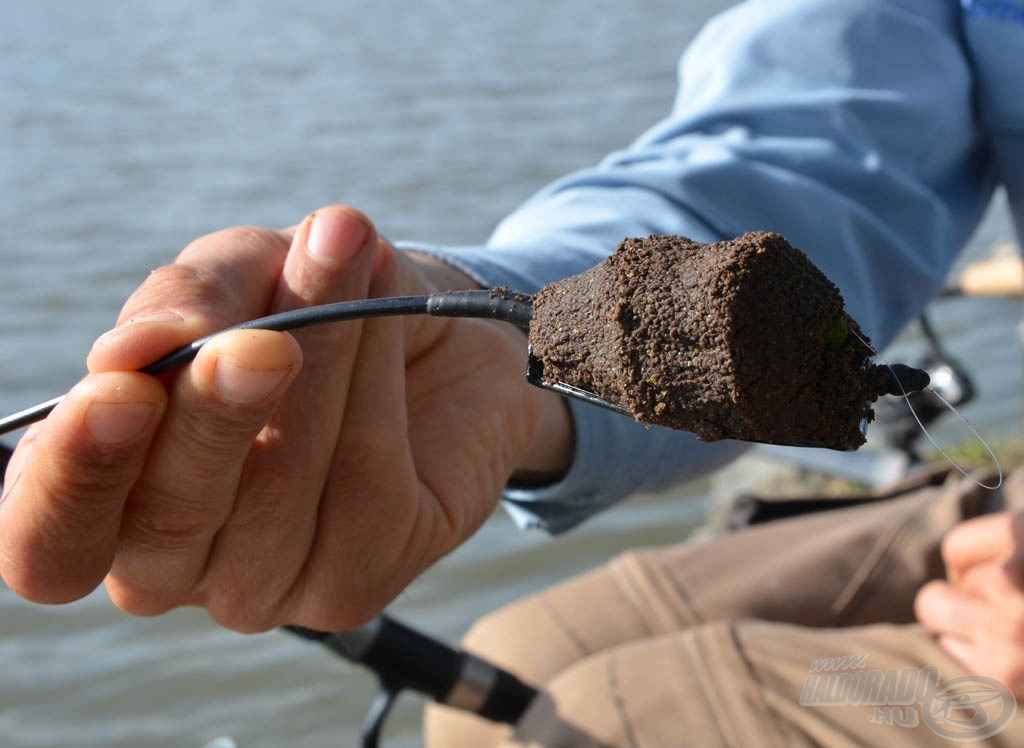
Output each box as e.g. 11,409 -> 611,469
0,251 -> 1005,744
0,286 -> 703,438
0,290 -> 535,436
0,287 -> 931,448
0,288 -> 549,747
286,617 -> 538,748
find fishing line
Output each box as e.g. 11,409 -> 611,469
851,329 -> 1003,490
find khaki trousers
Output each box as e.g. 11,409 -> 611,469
424,468 -> 1023,747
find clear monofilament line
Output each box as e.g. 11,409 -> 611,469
851,329 -> 1003,490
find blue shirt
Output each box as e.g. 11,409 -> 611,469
401,0 -> 1024,533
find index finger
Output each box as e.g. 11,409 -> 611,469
0,371 -> 166,604
87,225 -> 292,374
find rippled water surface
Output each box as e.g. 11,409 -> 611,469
1,2 -> 1020,746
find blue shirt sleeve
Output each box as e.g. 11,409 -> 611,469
400,0 -> 998,534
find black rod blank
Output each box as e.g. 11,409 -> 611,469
0,290 -> 532,437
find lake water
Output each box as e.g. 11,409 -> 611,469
1,2 -> 1020,747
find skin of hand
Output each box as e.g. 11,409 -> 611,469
915,512 -> 1024,699
0,206 -> 573,632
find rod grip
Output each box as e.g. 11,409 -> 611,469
287,614 -> 539,725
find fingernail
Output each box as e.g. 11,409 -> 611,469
214,359 -> 291,404
85,402 -> 159,445
306,209 -> 370,265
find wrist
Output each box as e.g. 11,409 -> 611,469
405,248 -> 574,485
512,387 -> 574,486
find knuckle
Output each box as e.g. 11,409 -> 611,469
272,564 -> 384,631
106,583 -> 180,618
299,581 -> 387,632
36,454 -> 132,533
158,410 -> 273,478
142,261 -> 211,291
180,225 -> 287,267
203,577 -> 295,633
206,601 -> 280,634
123,263 -> 224,321
166,412 -> 252,460
304,602 -> 379,633
201,552 -> 307,633
121,510 -> 210,556
121,484 -> 224,555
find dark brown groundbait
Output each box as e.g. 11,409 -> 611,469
528,231 -> 893,450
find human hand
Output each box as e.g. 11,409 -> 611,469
0,206 -> 572,631
915,512 -> 1024,698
